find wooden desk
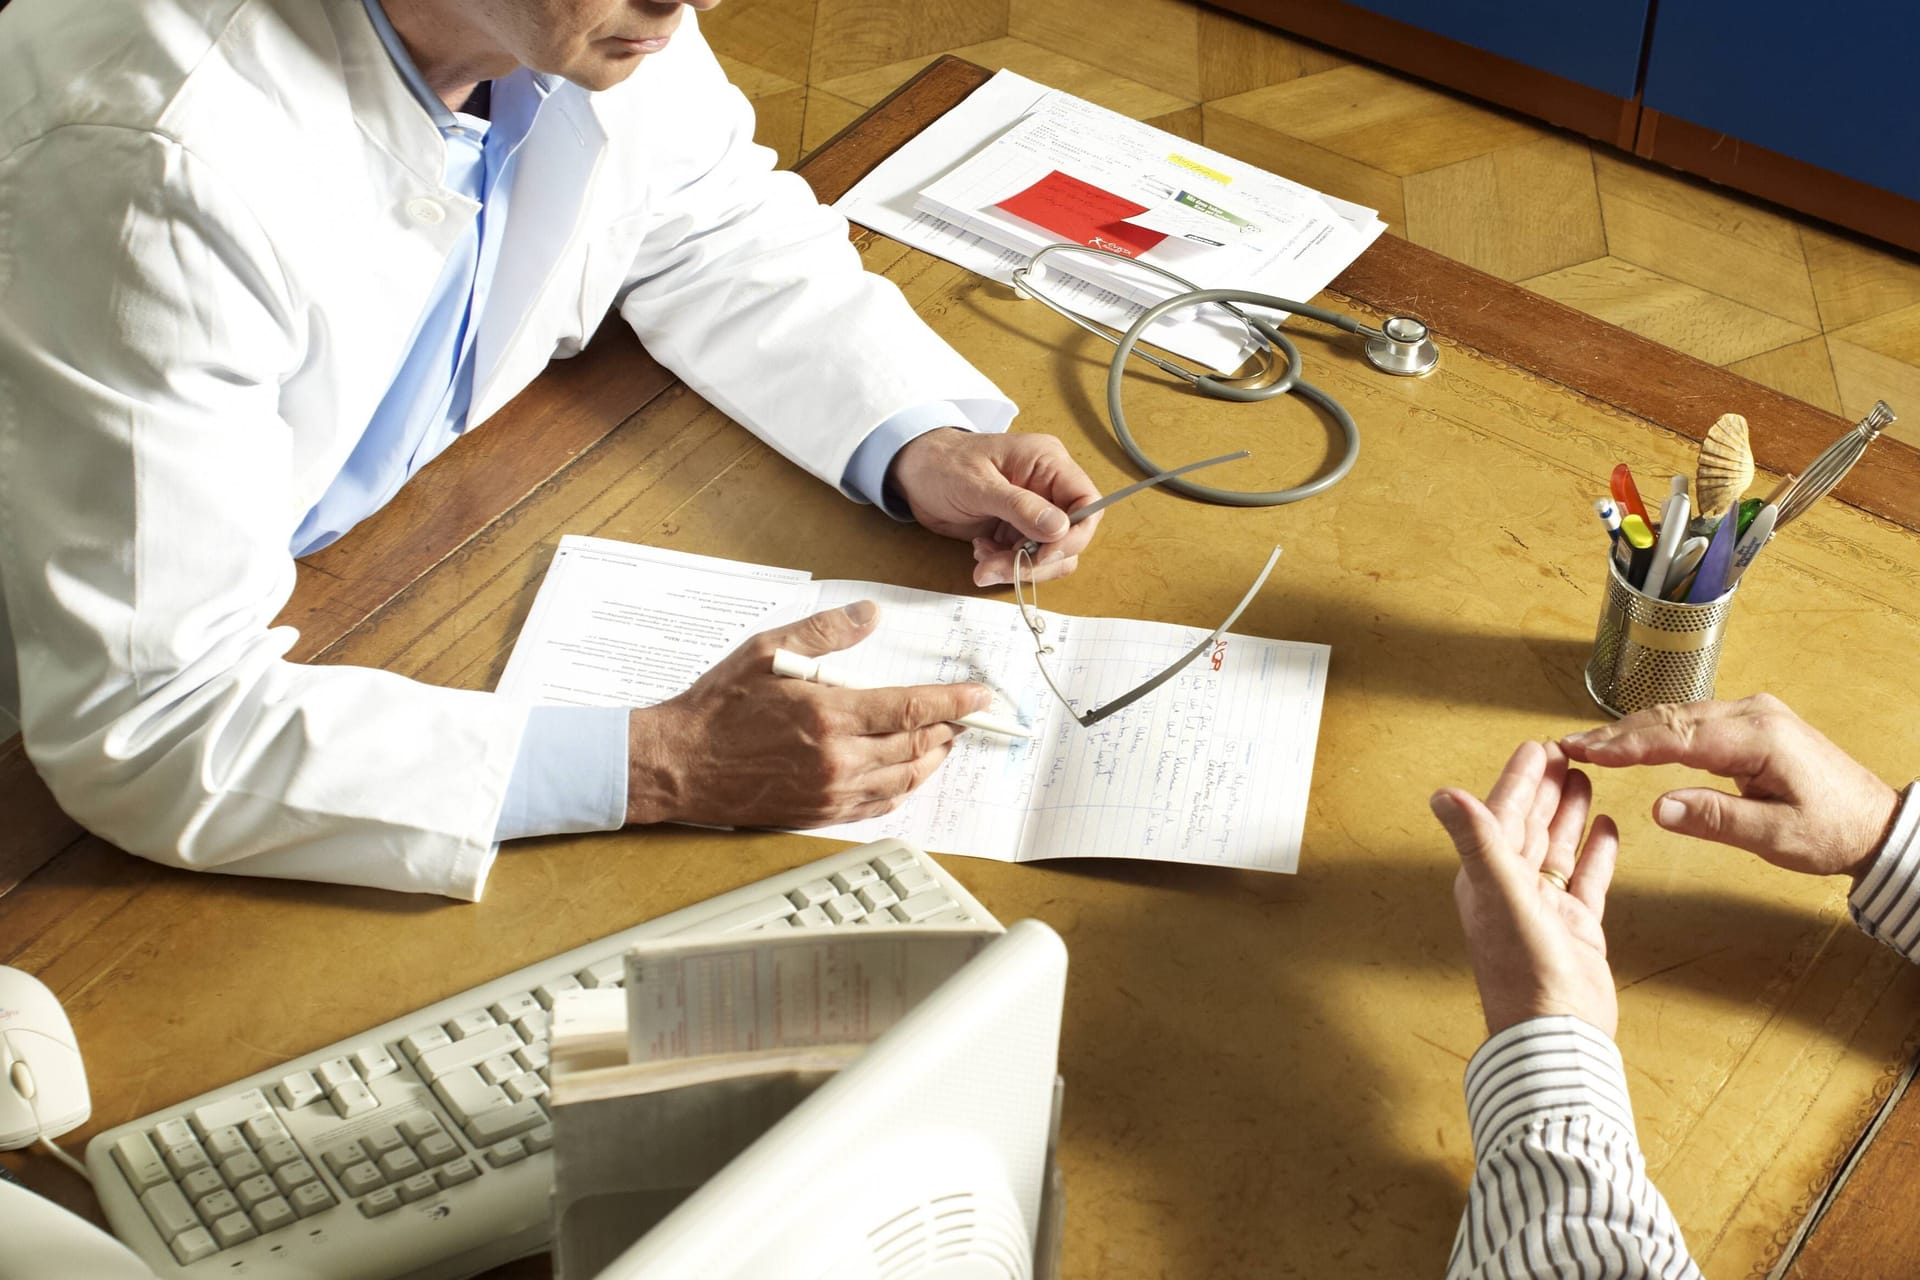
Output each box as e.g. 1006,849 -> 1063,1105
7,57 -> 1920,1279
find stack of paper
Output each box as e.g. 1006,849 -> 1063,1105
834,69 -> 1387,373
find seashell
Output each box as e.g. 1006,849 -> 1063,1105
1696,412 -> 1754,518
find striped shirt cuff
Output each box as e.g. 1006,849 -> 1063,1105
1465,1016 -> 1635,1161
1849,782 -> 1920,960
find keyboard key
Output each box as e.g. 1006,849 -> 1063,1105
485,1138 -> 527,1167
378,1148 -> 424,1182
234,1175 -> 278,1210
203,1125 -> 250,1163
219,1151 -> 264,1185
253,1195 -> 297,1234
788,877 -> 836,908
534,974 -> 581,1008
162,1140 -> 211,1179
464,1098 -> 545,1148
830,865 -> 880,894
152,1117 -> 196,1150
401,1026 -> 453,1062
890,890 -> 953,923
244,1115 -> 289,1148
792,904 -> 831,928
361,1124 -> 407,1159
399,1113 -> 445,1145
433,1067 -> 512,1126
576,956 -> 625,989
823,893 -> 865,924
925,906 -> 972,923
505,1073 -> 547,1104
416,1024 -> 524,1084
359,1187 -> 401,1217
436,1157 -> 480,1187
257,1138 -> 303,1171
194,1188 -> 240,1225
513,1009 -> 550,1043
522,1123 -> 554,1154
181,1168 -> 225,1203
703,895 -> 796,934
886,865 -> 936,899
169,1226 -> 218,1265
316,1057 -> 358,1091
273,1160 -> 320,1195
277,1070 -> 323,1110
398,1172 -> 439,1203
110,1133 -> 171,1192
211,1210 -> 257,1248
417,1132 -> 461,1168
291,1181 -> 336,1217
340,1162 -> 386,1197
322,1141 -> 370,1177
445,1010 -> 496,1041
490,992 -> 541,1024
352,1044 -> 400,1080
139,1182 -> 199,1240
331,1078 -> 379,1118
479,1053 -> 521,1087
857,882 -> 900,912
515,1042 -> 550,1075
191,1089 -> 273,1138
873,847 -> 920,877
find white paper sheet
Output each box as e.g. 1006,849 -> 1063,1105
500,536 -> 1331,873
833,69 -> 1388,374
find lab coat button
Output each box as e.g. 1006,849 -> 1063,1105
405,197 -> 445,225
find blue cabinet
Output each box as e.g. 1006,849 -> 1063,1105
1332,1 -> 1652,98
1642,2 -> 1920,203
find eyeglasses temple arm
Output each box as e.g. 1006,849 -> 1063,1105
1072,545 -> 1282,727
1019,452 -> 1251,557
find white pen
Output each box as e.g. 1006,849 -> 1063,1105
1724,503 -> 1778,588
1641,477 -> 1690,599
770,648 -> 1035,740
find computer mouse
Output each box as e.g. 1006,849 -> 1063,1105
0,966 -> 90,1149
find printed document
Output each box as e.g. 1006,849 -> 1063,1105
500,535 -> 1331,873
833,69 -> 1387,373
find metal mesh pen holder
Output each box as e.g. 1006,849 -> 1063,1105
1584,557 -> 1738,718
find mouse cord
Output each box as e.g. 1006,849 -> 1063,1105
25,1088 -> 91,1183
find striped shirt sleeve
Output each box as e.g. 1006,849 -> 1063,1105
1447,1016 -> 1703,1280
1848,783 -> 1920,961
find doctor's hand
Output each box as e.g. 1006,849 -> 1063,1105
885,428 -> 1102,589
623,601 -> 989,830
1560,694 -> 1901,883
1432,741 -> 1621,1039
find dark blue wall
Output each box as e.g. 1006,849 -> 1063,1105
1332,1 -> 1653,98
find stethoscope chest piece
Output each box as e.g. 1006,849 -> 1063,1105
1363,315 -> 1439,377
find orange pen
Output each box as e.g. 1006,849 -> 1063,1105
1610,463 -> 1651,527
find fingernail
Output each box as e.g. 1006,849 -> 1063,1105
1428,791 -> 1456,819
1560,730 -> 1591,745
842,600 -> 876,625
977,570 -> 1009,587
1037,509 -> 1068,538
1654,796 -> 1686,827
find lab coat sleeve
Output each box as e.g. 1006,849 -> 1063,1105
0,126 -> 527,899
610,25 -> 1016,488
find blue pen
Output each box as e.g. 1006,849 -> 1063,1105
1592,497 -> 1623,545
1685,509 -> 1743,602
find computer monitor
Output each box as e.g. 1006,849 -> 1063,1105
592,919 -> 1067,1280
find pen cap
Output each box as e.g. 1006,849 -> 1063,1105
1584,555 -> 1739,718
771,649 -> 822,681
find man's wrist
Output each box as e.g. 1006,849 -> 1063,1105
1846,779 -> 1908,886
624,706 -> 686,826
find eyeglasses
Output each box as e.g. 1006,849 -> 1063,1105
1012,455 -> 1282,728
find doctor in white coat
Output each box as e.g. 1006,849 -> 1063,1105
0,0 -> 1103,897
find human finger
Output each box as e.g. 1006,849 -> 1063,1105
858,738 -> 958,805
1521,745 -> 1570,860
1430,788 -> 1525,891
838,681 -> 993,735
862,720 -> 965,766
976,547 -> 1079,587
1541,767 -> 1594,881
1651,787 -> 1790,858
1565,813 -> 1619,921
771,600 -> 881,659
1483,741 -> 1549,847
1560,699 -> 1762,768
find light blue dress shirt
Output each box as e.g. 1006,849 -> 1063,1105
308,3 -> 960,843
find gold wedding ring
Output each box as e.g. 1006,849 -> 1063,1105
1538,867 -> 1570,892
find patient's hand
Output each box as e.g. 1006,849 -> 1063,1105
1560,694 -> 1900,883
1432,741 -> 1620,1038
623,601 -> 989,829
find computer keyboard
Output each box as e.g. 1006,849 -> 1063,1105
85,839 -> 998,1280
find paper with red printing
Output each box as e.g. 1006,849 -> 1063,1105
993,170 -> 1167,258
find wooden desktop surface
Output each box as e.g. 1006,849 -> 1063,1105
6,58 -> 1920,1279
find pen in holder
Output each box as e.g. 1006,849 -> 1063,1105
1584,556 -> 1738,718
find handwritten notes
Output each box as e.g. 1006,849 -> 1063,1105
500,536 -> 1330,873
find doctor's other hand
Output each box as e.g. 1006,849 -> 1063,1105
1560,694 -> 1901,883
623,601 -> 989,829
1431,741 -> 1621,1039
885,428 -> 1102,588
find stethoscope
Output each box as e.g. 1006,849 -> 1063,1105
1009,243 -> 1439,507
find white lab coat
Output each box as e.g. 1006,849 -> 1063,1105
0,0 -> 1014,897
